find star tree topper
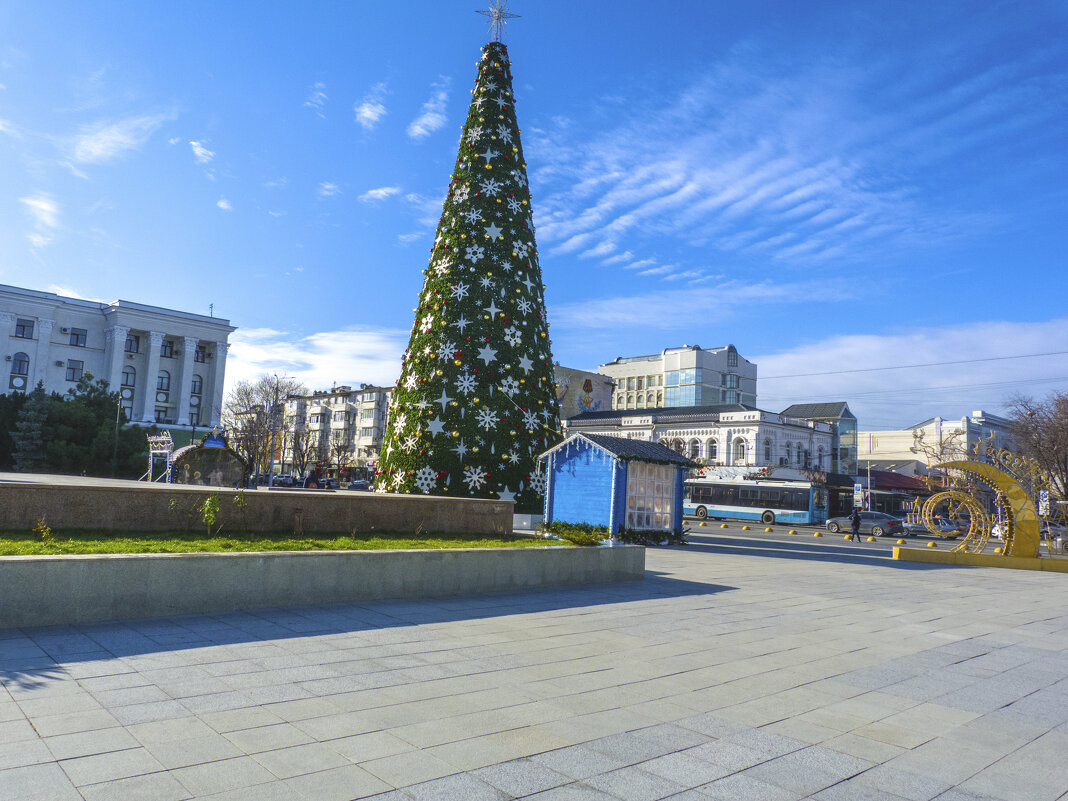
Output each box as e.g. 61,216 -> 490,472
476,1 -> 520,42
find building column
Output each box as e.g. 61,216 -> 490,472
33,318 -> 55,388
140,331 -> 164,423
103,325 -> 129,392
209,341 -> 229,427
176,336 -> 198,425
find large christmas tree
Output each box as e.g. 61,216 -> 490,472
376,34 -> 561,513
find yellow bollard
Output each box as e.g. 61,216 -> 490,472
927,541 -> 937,548
788,530 -> 797,535
994,547 -> 1002,554
698,522 -> 706,527
741,525 -> 750,531
897,539 -> 906,545
720,523 -> 728,528
843,534 -> 851,541
813,532 -> 822,537
765,527 -> 773,532
867,537 -> 876,543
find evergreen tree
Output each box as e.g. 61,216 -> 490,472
377,38 -> 560,512
0,392 -> 28,471
11,383 -> 49,473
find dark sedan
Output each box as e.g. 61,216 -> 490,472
825,511 -> 904,537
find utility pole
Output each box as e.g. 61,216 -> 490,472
111,398 -> 121,477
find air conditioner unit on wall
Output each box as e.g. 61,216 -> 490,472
55,360 -> 65,366
61,327 -> 69,333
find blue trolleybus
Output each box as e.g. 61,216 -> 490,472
683,467 -> 829,525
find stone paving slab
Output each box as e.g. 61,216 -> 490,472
1,531 -> 1066,800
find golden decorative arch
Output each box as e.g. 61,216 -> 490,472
936,460 -> 1040,558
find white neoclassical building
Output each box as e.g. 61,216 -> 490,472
564,404 -> 837,473
2,284 -> 235,430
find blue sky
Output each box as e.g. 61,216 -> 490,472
2,1 -> 1066,430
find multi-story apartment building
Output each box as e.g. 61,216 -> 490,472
598,344 -> 757,411
2,283 -> 235,431
282,384 -> 393,474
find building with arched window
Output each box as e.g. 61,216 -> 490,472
563,403 -> 836,472
600,344 -> 757,411
2,283 -> 235,438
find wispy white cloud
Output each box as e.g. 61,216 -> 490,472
46,284 -> 108,302
225,326 -> 406,393
189,140 -> 214,163
217,197 -> 232,211
529,44 -> 1066,277
317,181 -> 341,198
20,193 -> 59,249
304,82 -> 327,118
358,186 -> 400,202
71,111 -> 174,163
406,77 -> 450,140
355,82 -> 388,130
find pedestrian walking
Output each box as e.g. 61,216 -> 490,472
850,507 -> 862,542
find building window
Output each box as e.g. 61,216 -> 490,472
785,442 -> 792,463
636,394 -> 645,408
12,352 -> 30,376
15,319 -> 34,339
725,374 -> 739,388
333,411 -> 346,422
360,427 -> 374,438
764,438 -> 772,461
615,394 -> 624,409
689,439 -> 700,459
734,439 -> 746,462
191,374 -> 203,395
194,345 -> 206,363
122,366 -> 136,387
66,359 -> 84,382
157,370 -> 170,391
708,439 -> 718,461
795,443 -> 803,464
626,393 -> 635,409
125,334 -> 139,353
626,461 -> 675,531
155,407 -> 168,423
636,377 -> 644,390
160,339 -> 174,358
727,348 -> 738,367
68,328 -> 87,347
119,398 -> 134,421
665,371 -> 679,387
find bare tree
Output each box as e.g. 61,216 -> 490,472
909,426 -> 982,494
1007,392 -> 1068,510
289,426 -> 317,477
222,375 -> 307,475
329,429 -> 352,479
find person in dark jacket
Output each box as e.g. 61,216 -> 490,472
850,507 -> 862,542
304,468 -> 320,489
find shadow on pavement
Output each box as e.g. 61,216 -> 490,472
683,532 -> 948,570
0,572 -> 736,691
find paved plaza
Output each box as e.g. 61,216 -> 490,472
1,529 -> 1066,800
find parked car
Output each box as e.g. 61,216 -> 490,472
825,511 -> 904,537
319,477 -> 339,490
346,479 -> 371,491
270,474 -> 295,487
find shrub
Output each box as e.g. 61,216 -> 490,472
617,526 -> 686,546
543,520 -> 609,547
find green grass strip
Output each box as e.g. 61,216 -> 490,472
0,529 -> 557,556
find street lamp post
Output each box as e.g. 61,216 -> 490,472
111,398 -> 121,477
266,375 -> 280,483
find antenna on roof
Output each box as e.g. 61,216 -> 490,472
209,303 -> 214,317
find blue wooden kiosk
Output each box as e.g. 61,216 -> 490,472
539,433 -> 695,536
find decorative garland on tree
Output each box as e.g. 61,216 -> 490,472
377,40 -> 561,513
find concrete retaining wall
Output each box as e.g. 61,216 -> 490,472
0,482 -> 511,536
0,545 -> 645,628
